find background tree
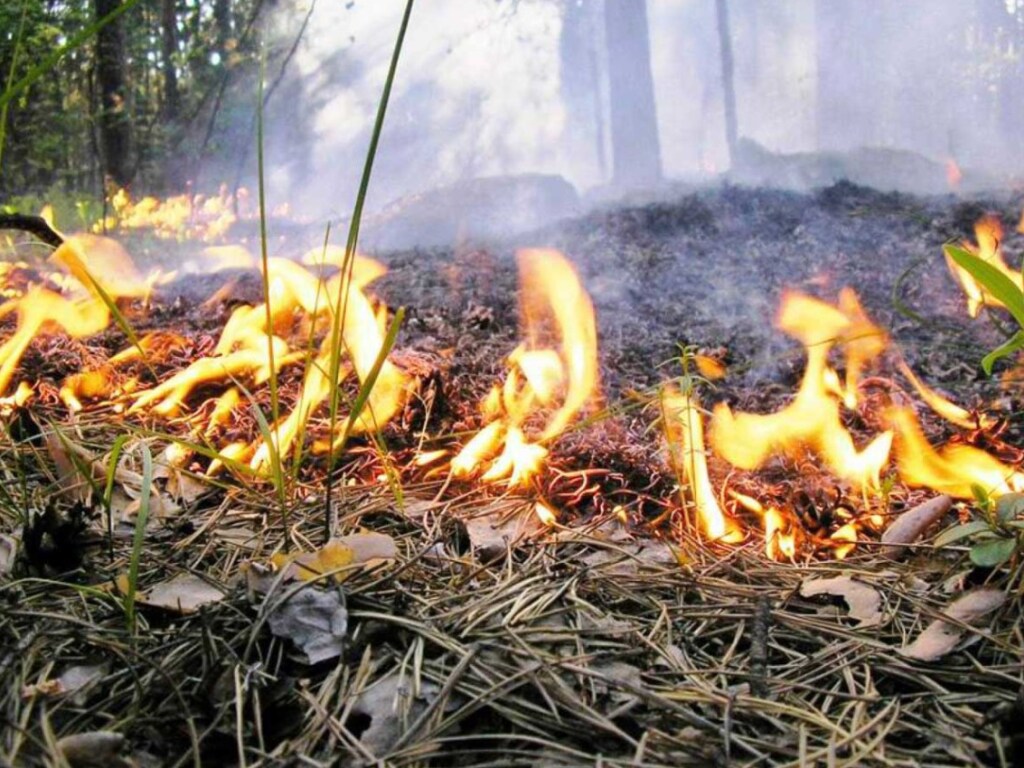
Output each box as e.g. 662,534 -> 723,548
603,0 -> 661,188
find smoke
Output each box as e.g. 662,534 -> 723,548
257,0 -> 1024,225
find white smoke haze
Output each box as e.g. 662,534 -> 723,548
258,0 -> 1024,225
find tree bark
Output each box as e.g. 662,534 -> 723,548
213,0 -> 232,64
715,0 -> 738,168
603,0 -> 661,189
95,0 -> 133,188
160,0 -> 180,122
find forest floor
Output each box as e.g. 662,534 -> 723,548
1,181 -> 1023,767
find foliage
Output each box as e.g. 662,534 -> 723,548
944,242 -> 1024,374
934,489 -> 1024,568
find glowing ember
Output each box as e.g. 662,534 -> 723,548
448,249 -> 598,487
662,388 -> 741,543
945,215 -> 1020,318
534,501 -> 557,526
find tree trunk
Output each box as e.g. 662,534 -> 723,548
161,0 -> 180,122
715,0 -> 738,168
603,0 -> 661,188
559,1 -> 606,186
214,0 -> 232,64
95,0 -> 133,188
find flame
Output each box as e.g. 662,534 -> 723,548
888,406 -> 1024,498
764,507 -> 797,560
448,249 -> 598,486
662,388 -> 741,543
945,215 -> 1020,318
945,158 -> 963,191
534,501 -> 557,526
0,235 -> 164,394
97,186 -> 243,242
897,359 -> 989,430
710,290 -> 891,491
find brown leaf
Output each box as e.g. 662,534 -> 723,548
0,533 -> 16,577
881,495 -> 953,559
138,573 -> 227,614
800,575 -> 884,627
56,730 -> 125,767
900,588 -> 1007,662
465,510 -> 546,560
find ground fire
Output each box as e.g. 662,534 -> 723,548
1,214 -> 1021,565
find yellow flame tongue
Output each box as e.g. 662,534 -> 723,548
662,388 -> 741,543
710,290 -> 891,491
888,406 -> 1024,498
945,215 -> 1021,318
448,248 -> 598,487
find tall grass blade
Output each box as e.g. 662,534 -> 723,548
124,441 -> 153,638
0,0 -> 29,175
323,307 -> 405,541
322,0 -> 414,540
256,51 -> 279,426
103,433 -> 129,559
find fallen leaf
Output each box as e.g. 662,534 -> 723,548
880,495 -> 953,559
349,672 -> 444,756
0,533 -> 17,577
267,587 -> 348,664
900,588 -> 1006,662
46,432 -> 90,503
56,730 -> 125,767
800,575 -> 884,627
271,533 -> 396,583
465,509 -> 545,560
581,541 -> 680,576
138,573 -> 227,614
23,664 -> 107,702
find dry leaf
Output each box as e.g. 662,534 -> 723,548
900,588 -> 1006,662
800,575 -> 884,627
0,533 -> 17,577
271,533 -> 397,583
581,541 -> 681,576
349,672 -> 444,755
881,495 -> 953,559
56,730 -> 125,767
138,573 -> 227,614
465,510 -> 546,560
21,664 -> 106,701
267,587 -> 348,664
45,432 -> 90,503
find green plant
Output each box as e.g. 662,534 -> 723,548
123,441 -> 153,637
934,488 -> 1024,567
944,243 -> 1024,373
321,0 -> 414,542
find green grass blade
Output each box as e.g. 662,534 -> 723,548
322,0 -> 414,541
981,329 -> 1024,376
256,52 -> 279,426
0,0 -> 29,175
945,243 -> 1024,328
124,441 -> 153,638
103,433 -> 130,559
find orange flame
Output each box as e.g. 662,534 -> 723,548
945,215 -> 1020,318
888,406 -> 1024,498
710,289 -> 892,491
448,249 -> 598,486
945,158 -> 963,191
662,388 -> 741,543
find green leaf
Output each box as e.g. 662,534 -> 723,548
934,519 -> 992,547
971,483 -> 993,514
124,442 -> 153,638
945,243 -> 1024,329
969,536 -> 1017,568
981,330 -> 1024,376
995,493 -> 1024,523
